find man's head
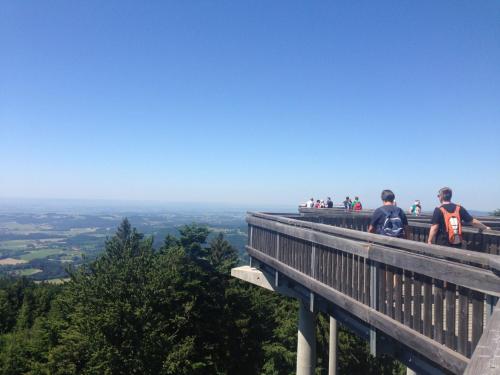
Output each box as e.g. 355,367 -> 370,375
438,187 -> 452,203
355,196 -> 359,200
381,189 -> 395,203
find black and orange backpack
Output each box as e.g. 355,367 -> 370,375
439,205 -> 463,245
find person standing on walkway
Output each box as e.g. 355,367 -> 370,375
326,197 -> 334,208
409,200 -> 422,216
352,196 -> 362,211
343,197 -> 352,212
368,190 -> 409,239
428,187 -> 490,248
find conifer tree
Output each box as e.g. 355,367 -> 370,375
208,232 -> 239,274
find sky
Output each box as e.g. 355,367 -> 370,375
1,1 -> 499,212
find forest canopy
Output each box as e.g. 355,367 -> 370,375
0,219 -> 403,374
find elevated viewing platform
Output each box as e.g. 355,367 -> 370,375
233,210 -> 500,375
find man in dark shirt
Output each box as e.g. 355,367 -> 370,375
428,187 -> 491,248
326,197 -> 334,208
368,190 -> 409,239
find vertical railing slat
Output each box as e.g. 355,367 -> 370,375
445,283 -> 457,350
378,263 -> 386,314
434,279 -> 444,344
471,290 -> 484,353
394,268 -> 403,323
457,286 -> 469,356
423,276 -> 432,338
413,274 -> 422,333
403,270 -> 412,328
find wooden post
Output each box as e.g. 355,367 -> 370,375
329,315 -> 338,375
370,260 -> 378,356
486,295 -> 498,323
297,298 -> 316,375
249,225 -> 253,267
311,244 -> 316,279
276,233 -> 280,261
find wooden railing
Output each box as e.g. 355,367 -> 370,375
247,212 -> 500,374
298,207 -> 500,229
297,208 -> 500,255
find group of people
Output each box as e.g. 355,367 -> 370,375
305,195 -> 423,217
368,187 -> 491,248
301,187 -> 491,248
343,196 -> 362,211
303,197 -> 334,208
301,196 -> 364,210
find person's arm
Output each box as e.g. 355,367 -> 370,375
458,206 -> 491,231
368,210 -> 380,233
428,207 -> 442,245
400,211 -> 410,240
428,224 -> 439,244
471,218 -> 491,231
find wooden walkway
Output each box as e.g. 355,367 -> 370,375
247,211 -> 500,374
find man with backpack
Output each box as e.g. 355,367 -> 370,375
428,187 -> 491,248
368,190 -> 409,239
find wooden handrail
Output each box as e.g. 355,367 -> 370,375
464,299 -> 500,374
247,245 -> 469,374
248,212 -> 500,269
247,211 -> 500,373
298,207 -> 500,230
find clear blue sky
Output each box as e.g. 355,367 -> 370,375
1,1 -> 499,211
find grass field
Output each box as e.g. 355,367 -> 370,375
0,258 -> 28,265
16,268 -> 43,276
0,240 -> 34,250
19,248 -> 64,261
0,238 -> 65,250
0,222 -> 52,233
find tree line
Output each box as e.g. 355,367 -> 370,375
0,219 -> 403,374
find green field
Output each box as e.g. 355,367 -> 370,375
19,248 -> 64,261
0,240 -> 33,250
16,268 -> 43,276
0,211 -> 247,281
0,238 -> 64,250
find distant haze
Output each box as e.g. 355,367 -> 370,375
0,198 -> 492,218
0,198 -> 297,215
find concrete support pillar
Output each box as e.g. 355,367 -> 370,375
328,316 -> 338,375
297,299 -> 316,375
